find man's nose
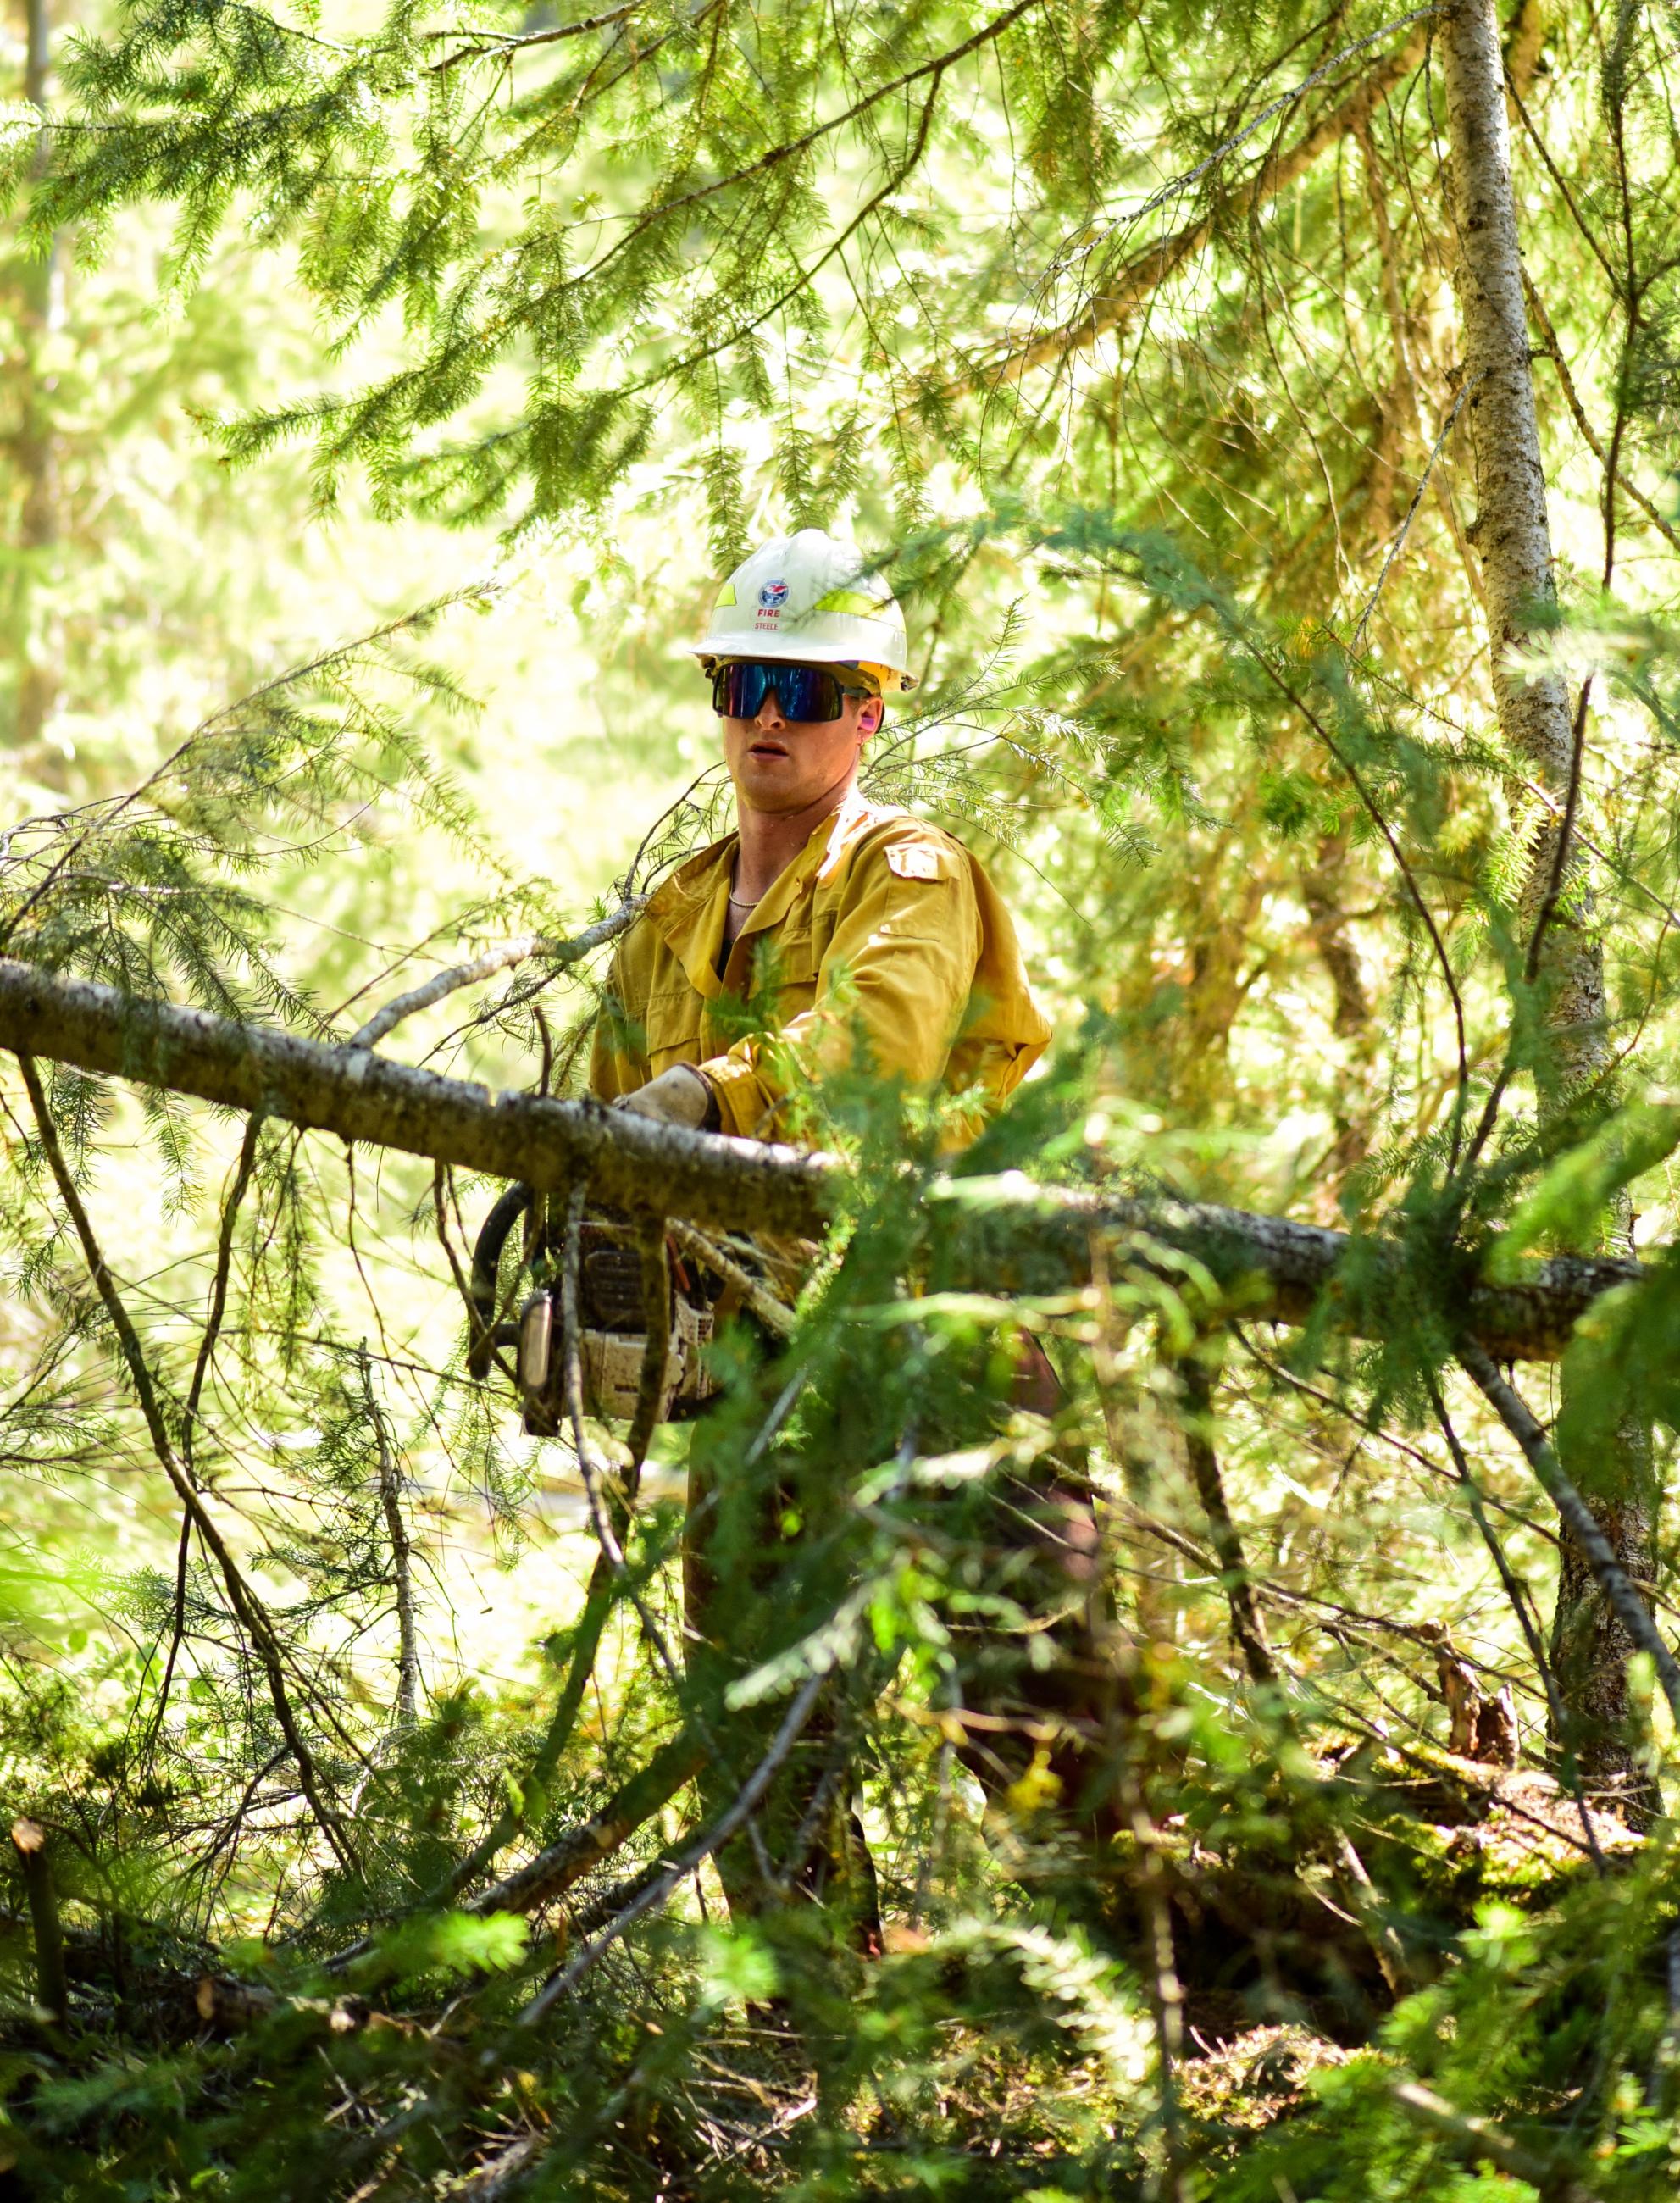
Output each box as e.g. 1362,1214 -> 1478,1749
755,689 -> 788,730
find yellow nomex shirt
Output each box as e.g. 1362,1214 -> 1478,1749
588,796 -> 1052,1143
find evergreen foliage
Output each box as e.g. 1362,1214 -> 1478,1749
3,1 -> 1680,2196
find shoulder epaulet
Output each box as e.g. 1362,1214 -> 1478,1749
862,808 -> 967,883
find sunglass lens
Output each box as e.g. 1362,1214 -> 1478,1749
712,663 -> 846,721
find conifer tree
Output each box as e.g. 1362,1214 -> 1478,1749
4,3 -> 1680,2195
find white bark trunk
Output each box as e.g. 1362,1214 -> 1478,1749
1442,0 -> 1605,1094
1442,0 -> 1653,1795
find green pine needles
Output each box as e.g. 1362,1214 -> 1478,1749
4,0 -> 1680,2195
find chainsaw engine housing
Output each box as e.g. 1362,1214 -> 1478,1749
468,1191 -> 724,1433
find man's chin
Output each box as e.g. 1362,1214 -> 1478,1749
738,773 -> 823,814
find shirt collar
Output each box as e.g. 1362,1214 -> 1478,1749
642,791 -> 897,991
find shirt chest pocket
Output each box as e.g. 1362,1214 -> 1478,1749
644,981 -> 705,1072
759,924 -> 818,1018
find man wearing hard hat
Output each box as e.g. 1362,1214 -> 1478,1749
585,530 -> 1073,1939
588,527 -> 1051,1140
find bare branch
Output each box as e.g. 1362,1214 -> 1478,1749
15,1054 -> 361,1876
429,0 -> 643,75
1424,1368 -> 1602,1870
624,1217 -> 672,1475
347,902 -> 644,1052
1521,271 -> 1680,557
1458,1341 -> 1680,1734
469,1729 -> 707,1916
363,1349 -> 420,1729
513,1669 -> 826,2023
1388,2078 -> 1602,2203
1178,1358 -> 1274,1686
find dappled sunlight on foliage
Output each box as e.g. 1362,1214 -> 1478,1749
2,0 -> 1680,2196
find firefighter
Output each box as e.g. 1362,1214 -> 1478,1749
586,530 -> 1100,1935
587,526 -> 1051,1141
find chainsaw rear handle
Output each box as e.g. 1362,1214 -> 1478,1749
467,1181 -> 535,1379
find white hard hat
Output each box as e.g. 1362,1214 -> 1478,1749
687,528 -> 916,691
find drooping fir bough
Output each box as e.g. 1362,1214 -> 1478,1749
3,2 -> 1680,2196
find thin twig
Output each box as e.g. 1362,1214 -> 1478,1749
15,1054 -> 359,1875
183,1113 -> 263,1479
1251,653 -> 1471,1137
1425,1371 -> 1605,1873
326,1550 -> 634,1964
430,0 -> 642,74
1522,676 -> 1594,987
511,1669 -> 825,2025
557,1190 -> 731,1773
363,1349 -> 420,1729
1070,7 -> 1447,263
561,1185 -> 628,1573
624,1218 -> 673,1476
0,595 -> 482,959
1115,1745 -> 1189,2200
1522,272 -> 1680,556
1388,2078 -> 1602,2203
1178,1357 -> 1274,1685
536,0 -> 1043,319
1333,1828 -> 1411,1995
1348,373 -> 1479,655
149,1112 -> 266,1753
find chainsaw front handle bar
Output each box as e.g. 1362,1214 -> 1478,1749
468,1181 -> 535,1379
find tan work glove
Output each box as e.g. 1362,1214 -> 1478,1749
615,1063 -> 714,1131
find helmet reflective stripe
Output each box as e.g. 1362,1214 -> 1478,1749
685,527 -> 916,691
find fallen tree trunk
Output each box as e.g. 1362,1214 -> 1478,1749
0,953 -> 832,1240
0,955 -> 1642,1361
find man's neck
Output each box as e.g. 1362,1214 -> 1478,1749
734,774 -> 859,902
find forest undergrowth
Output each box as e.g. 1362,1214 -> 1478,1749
4,0 -> 1680,2196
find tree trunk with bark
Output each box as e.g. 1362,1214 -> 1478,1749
1441,0 -> 1655,1794
0,953 -> 1646,1361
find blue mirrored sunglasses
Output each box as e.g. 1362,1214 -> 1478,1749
710,660 -> 867,724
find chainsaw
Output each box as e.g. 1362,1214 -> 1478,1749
466,1185 -> 724,1433
467,1185 -> 776,1434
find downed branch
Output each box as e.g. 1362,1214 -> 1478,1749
0,953 -> 831,1241
1459,1341 -> 1680,1731
347,901 -> 646,1052
0,955 -> 1644,1360
1388,2077 -> 1603,2203
513,1668 -> 826,2023
468,1729 -> 707,1917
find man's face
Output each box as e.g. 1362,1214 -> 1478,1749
719,663 -> 883,817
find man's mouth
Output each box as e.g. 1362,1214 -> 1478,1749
748,740 -> 789,759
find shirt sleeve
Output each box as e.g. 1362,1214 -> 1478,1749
699,831 -> 983,1140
